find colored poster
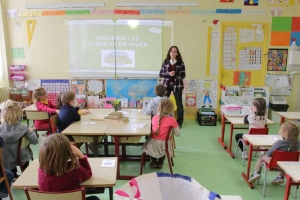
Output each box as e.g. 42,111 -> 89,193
244,0 -> 259,6
267,49 -> 288,71
11,48 -> 25,59
71,79 -> 86,95
186,94 -> 196,106
86,79 -> 105,94
220,0 -> 234,2
233,71 -> 251,86
196,80 -> 218,108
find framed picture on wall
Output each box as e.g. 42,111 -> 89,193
267,49 -> 288,71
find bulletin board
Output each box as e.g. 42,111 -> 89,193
265,74 -> 293,96
219,22 -> 270,87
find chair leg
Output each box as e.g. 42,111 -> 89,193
171,157 -> 174,166
140,152 -> 146,175
294,185 -> 298,199
262,163 -> 267,197
241,140 -> 246,167
166,152 -> 173,174
172,135 -> 175,157
85,143 -> 89,156
3,175 -> 13,200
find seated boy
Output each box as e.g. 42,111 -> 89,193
143,84 -> 166,116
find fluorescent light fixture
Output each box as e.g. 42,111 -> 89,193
117,2 -> 198,7
26,3 -> 105,9
135,6 -> 179,10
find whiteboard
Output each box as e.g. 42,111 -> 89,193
265,74 -> 293,96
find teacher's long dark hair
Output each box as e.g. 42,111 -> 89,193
165,46 -> 183,62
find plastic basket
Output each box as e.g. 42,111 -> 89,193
9,73 -> 26,81
9,65 -> 26,72
115,172 -> 221,200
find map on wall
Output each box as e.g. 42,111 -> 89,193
106,79 -> 157,101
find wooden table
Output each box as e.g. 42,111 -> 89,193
105,119 -> 151,180
218,112 -> 274,158
241,135 -> 275,189
88,109 -> 151,120
276,112 -> 300,125
13,158 -> 117,200
277,162 -> 300,200
62,117 -> 111,157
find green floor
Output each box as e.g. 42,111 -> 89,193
6,120 -> 295,200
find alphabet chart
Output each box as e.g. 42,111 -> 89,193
41,79 -> 70,103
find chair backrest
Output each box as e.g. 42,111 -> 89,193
268,150 -> 300,170
164,127 -> 174,151
17,137 -> 32,172
50,114 -> 58,134
25,111 -> 49,120
24,187 -> 85,200
248,128 -> 269,135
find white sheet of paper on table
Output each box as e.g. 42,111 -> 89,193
101,159 -> 116,167
131,123 -> 146,128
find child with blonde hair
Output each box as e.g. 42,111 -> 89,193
38,134 -> 99,200
32,87 -> 59,134
0,100 -> 38,177
248,121 -> 300,185
235,98 -> 267,159
142,98 -> 180,168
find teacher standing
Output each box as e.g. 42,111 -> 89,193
159,46 -> 186,128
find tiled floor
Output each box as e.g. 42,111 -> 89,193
6,119 -> 295,200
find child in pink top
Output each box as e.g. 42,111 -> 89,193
32,87 -> 59,132
142,98 -> 180,168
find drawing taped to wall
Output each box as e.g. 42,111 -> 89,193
196,80 -> 218,109
244,0 -> 259,6
233,71 -> 251,86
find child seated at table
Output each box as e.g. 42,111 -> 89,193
0,100 -> 38,178
33,87 -> 59,135
142,98 -> 180,168
38,134 -> 100,200
56,92 -> 90,116
248,121 -> 300,185
143,84 -> 166,116
235,98 -> 267,159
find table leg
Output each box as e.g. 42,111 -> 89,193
242,144 -> 254,189
92,137 -> 98,157
114,136 -> 142,180
104,136 -> 109,156
226,123 -> 234,158
280,117 -> 285,125
109,187 -> 113,200
218,113 -> 227,149
114,136 -> 121,179
284,175 -> 292,200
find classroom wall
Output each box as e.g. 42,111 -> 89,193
1,0 -> 300,115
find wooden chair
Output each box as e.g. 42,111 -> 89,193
0,148 -> 13,200
234,127 -> 269,166
140,127 -> 174,174
260,150 -> 300,197
24,187 -> 85,200
17,137 -> 34,172
24,110 -> 52,136
49,114 -> 58,134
